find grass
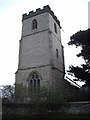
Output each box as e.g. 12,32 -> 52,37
2,113 -> 89,120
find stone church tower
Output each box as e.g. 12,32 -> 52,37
15,5 -> 65,100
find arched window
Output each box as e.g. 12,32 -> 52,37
32,19 -> 37,29
30,73 -> 40,86
56,49 -> 59,58
54,23 -> 57,34
28,71 -> 41,87
27,71 -> 42,95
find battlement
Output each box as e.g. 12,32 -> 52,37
22,5 -> 60,27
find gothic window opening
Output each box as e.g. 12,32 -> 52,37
28,72 -> 41,88
32,19 -> 37,29
37,79 -> 40,86
56,49 -> 59,58
27,72 -> 41,95
30,79 -> 33,84
54,23 -> 57,34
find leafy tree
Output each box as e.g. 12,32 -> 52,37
68,29 -> 90,86
1,85 -> 15,103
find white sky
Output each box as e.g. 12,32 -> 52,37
0,0 -> 89,86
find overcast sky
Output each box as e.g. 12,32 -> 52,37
0,0 -> 89,86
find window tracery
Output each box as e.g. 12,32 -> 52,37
30,73 -> 40,86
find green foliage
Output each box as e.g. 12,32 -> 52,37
15,83 -> 67,105
2,85 -> 15,100
1,85 -> 15,103
33,86 -> 66,104
28,86 -> 67,113
68,29 -> 90,86
68,66 -> 89,81
15,83 -> 28,103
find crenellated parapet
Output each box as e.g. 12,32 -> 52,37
22,5 -> 60,27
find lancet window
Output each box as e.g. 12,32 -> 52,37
32,19 -> 37,29
54,23 -> 57,34
30,73 -> 40,86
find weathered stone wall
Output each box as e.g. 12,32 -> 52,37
2,101 -> 90,119
16,65 -> 52,87
19,31 -> 51,69
15,6 -> 65,102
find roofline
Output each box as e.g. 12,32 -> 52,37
22,5 -> 61,28
66,76 -> 81,88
